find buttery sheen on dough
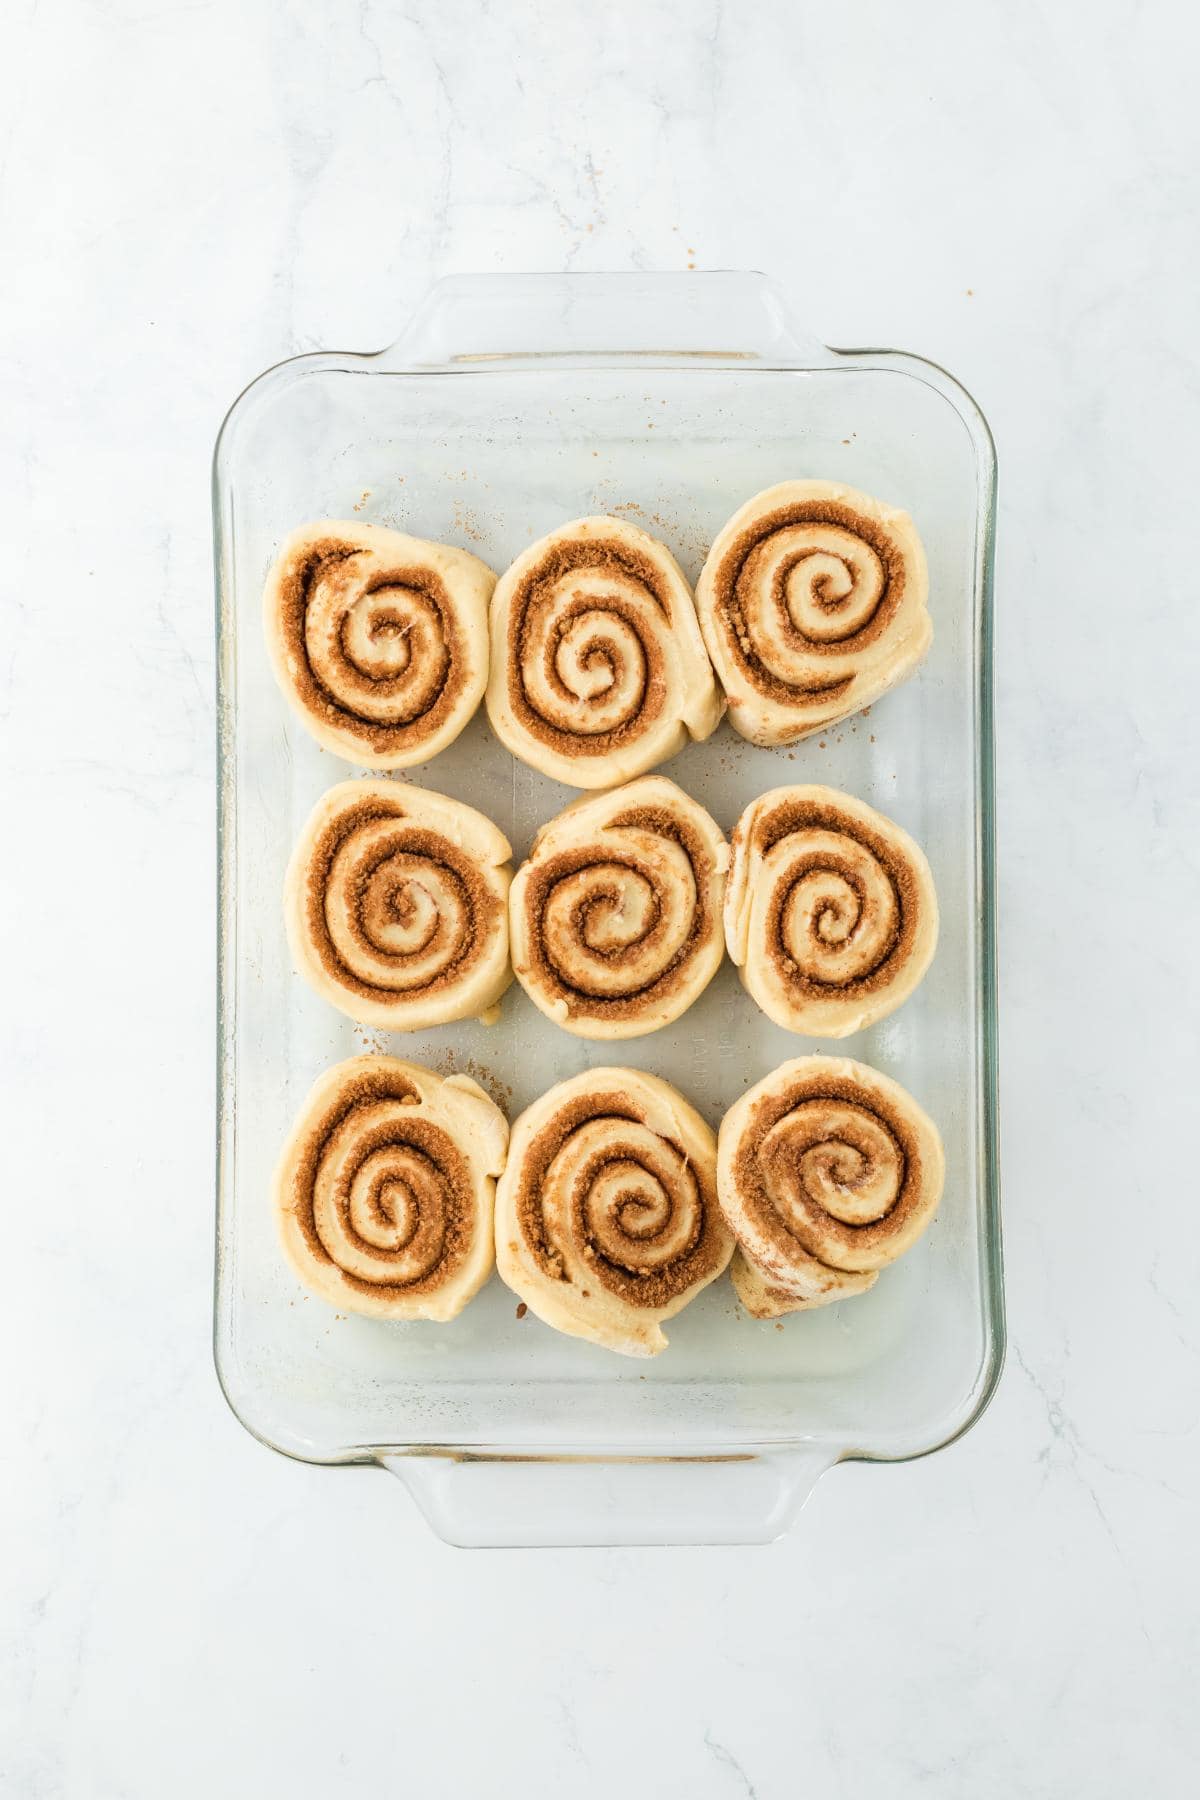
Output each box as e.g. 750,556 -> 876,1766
486,516 -> 723,788
725,784 -> 937,1037
275,1055 -> 509,1321
695,481 -> 931,744
263,520 -> 495,767
496,1068 -> 734,1356
718,1056 -> 944,1319
284,779 -> 513,1030
509,776 -> 729,1039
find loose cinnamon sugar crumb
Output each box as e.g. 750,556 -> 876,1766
516,1302 -> 528,1320
450,499 -> 485,543
431,1053 -> 512,1112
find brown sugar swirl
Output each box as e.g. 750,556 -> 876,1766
717,1056 -> 944,1319
725,785 -> 937,1037
485,516 -> 722,789
284,780 -> 513,1031
263,521 -> 496,768
274,1055 -> 509,1321
495,1069 -> 734,1356
509,776 -> 729,1040
695,481 -> 931,744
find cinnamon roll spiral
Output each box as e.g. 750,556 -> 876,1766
725,785 -> 937,1037
509,776 -> 729,1039
495,1069 -> 734,1356
275,1056 -> 509,1321
695,482 -> 931,744
263,521 -> 495,767
718,1056 -> 944,1318
485,517 -> 723,788
284,780 -> 513,1030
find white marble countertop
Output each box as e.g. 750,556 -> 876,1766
4,0 -> 1197,1793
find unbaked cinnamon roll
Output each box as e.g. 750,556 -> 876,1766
725,785 -> 937,1037
695,481 -> 931,744
263,521 -> 495,767
275,1055 -> 508,1321
486,516 -> 723,788
718,1056 -> 944,1319
284,780 -> 513,1030
495,1068 -> 733,1356
509,776 -> 728,1039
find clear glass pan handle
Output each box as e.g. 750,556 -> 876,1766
374,271 -> 836,369
380,1448 -> 834,1548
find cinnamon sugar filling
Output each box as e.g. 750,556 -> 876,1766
754,797 -> 919,995
514,1091 -> 725,1308
730,1075 -> 925,1267
507,539 -> 673,753
304,799 -> 498,1002
712,502 -> 908,703
288,1069 -> 473,1298
280,539 -> 468,751
521,806 -> 714,1019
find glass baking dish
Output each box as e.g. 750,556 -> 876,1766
214,272 -> 1003,1546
